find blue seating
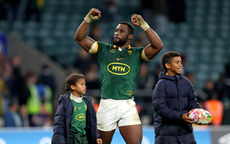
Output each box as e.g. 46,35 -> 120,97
1,0 -> 230,90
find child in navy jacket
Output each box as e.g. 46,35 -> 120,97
152,51 -> 202,144
52,73 -> 102,144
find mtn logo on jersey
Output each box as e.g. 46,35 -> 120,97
107,62 -> 130,75
76,113 -> 86,121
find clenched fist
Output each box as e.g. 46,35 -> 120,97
131,14 -> 150,31
84,8 -> 101,23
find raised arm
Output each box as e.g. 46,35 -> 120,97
74,8 -> 101,52
131,14 -> 163,60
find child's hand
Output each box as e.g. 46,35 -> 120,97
97,138 -> 102,144
182,113 -> 195,124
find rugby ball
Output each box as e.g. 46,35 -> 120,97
188,108 -> 212,125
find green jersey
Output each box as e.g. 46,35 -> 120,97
69,98 -> 87,139
93,41 -> 146,100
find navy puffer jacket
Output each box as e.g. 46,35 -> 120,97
152,72 -> 201,144
52,93 -> 99,144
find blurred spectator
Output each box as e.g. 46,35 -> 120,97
0,53 -> 11,116
0,53 -> 6,71
25,71 -> 39,126
223,59 -> 230,125
181,54 -> 188,75
184,72 -> 195,86
0,74 -> 5,116
133,33 -> 148,47
25,71 -> 53,126
7,55 -> 29,106
224,58 -> 230,97
215,74 -> 227,102
43,115 -> 53,127
0,66 -> 8,116
32,103 -> 52,127
90,24 -> 102,41
36,83 -> 52,113
203,93 -> 224,126
0,53 -> 11,80
91,97 -> 99,112
136,62 -> 154,89
19,105 -> 30,127
202,79 -> 216,100
152,64 -> 162,89
85,63 -> 101,89
135,63 -> 154,122
225,58 -> 230,78
4,99 -> 22,127
38,63 -> 56,102
24,0 -> 44,22
73,49 -> 96,74
184,72 -> 204,103
7,55 -> 22,98
196,79 -> 217,104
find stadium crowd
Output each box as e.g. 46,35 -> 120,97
0,54 -> 55,127
1,45 -> 230,128
0,0 -> 230,128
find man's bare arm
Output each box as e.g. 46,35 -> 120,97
74,8 -> 101,52
144,28 -> 163,60
131,14 -> 163,60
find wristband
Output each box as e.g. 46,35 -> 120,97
84,13 -> 92,23
84,13 -> 99,24
139,19 -> 150,31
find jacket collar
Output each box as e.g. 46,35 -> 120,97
159,71 -> 182,81
70,94 -> 83,103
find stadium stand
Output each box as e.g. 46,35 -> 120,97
0,0 -> 228,89
0,0 -> 230,126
